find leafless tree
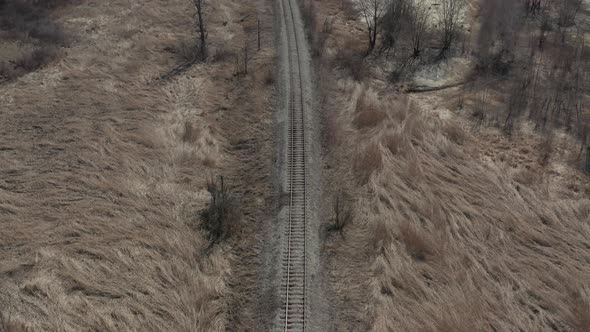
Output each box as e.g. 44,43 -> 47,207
438,0 -> 465,58
524,0 -> 542,15
557,0 -> 582,27
380,0 -> 410,53
193,0 -> 207,60
408,0 -> 430,58
477,0 -> 523,73
358,0 -> 388,54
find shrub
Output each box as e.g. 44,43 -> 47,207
0,61 -> 17,81
200,176 -> 240,243
181,121 -> 200,143
30,18 -> 66,43
176,41 -> 197,63
341,0 -> 358,20
443,121 -> 466,145
335,40 -> 365,81
328,193 -> 353,234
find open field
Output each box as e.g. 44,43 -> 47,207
0,0 -> 274,330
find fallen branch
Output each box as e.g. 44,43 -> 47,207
405,80 -> 469,93
159,60 -> 197,81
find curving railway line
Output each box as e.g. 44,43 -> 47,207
277,0 -> 308,330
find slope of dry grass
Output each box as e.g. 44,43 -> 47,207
0,0 -> 273,330
325,76 -> 590,331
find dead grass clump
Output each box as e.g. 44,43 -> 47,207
0,61 -> 17,81
353,88 -> 386,128
335,40 -> 365,81
210,44 -> 234,63
443,121 -> 466,145
373,219 -> 392,254
383,131 -> 406,155
354,142 -> 383,184
0,313 -> 28,332
513,167 -> 537,186
201,176 -> 240,243
181,121 -> 200,143
578,200 -> 590,220
354,109 -> 386,129
176,40 -> 197,63
327,109 -> 343,146
398,222 -> 434,261
257,66 -> 274,86
404,108 -> 427,142
567,290 -> 590,331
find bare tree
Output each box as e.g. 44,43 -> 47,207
557,0 -> 582,27
524,0 -> 542,15
380,0 -> 410,53
408,0 -> 430,58
193,0 -> 207,60
476,0 -> 523,73
358,0 -> 388,54
438,0 -> 465,58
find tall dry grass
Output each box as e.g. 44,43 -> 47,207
0,0 -> 270,330
325,77 -> 590,331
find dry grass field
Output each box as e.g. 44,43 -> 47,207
311,0 -> 590,330
0,0 -> 274,330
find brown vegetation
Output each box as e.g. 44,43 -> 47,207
0,0 -> 274,330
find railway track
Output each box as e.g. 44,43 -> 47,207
277,0 -> 307,330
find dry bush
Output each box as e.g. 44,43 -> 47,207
567,290 -> 590,331
372,219 -> 392,254
174,40 -> 198,63
328,193 -> 353,233
340,0 -> 358,20
538,133 -> 553,166
311,17 -> 334,58
354,109 -> 386,129
354,88 -> 386,129
354,142 -> 383,184
0,61 -> 17,81
513,167 -> 537,186
181,121 -> 200,143
327,109 -> 343,146
0,313 -> 28,332
335,39 -> 365,81
210,44 -> 234,63
398,222 -> 434,261
201,176 -> 240,243
443,121 -> 466,145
